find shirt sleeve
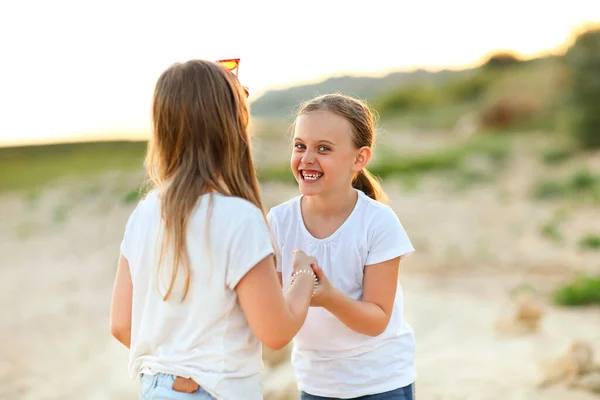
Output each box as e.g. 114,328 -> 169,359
266,209 -> 283,273
120,204 -> 139,262
226,205 -> 275,290
365,206 -> 415,266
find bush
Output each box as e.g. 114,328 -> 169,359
375,84 -> 440,116
564,27 -> 600,149
579,234 -> 600,251
443,71 -> 496,103
482,52 -> 522,70
554,275 -> 600,306
532,168 -> 600,201
541,146 -> 576,165
479,96 -> 539,130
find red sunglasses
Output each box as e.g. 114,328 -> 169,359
217,58 -> 249,98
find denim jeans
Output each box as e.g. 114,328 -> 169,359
300,383 -> 415,400
140,373 -> 215,400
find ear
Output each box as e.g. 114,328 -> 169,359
352,146 -> 372,172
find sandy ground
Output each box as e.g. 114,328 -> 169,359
1,161 -> 599,399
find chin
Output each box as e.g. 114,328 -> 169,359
297,181 -> 322,197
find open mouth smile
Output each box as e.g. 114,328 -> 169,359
300,170 -> 323,181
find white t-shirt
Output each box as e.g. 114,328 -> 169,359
267,189 -> 416,399
120,190 -> 273,400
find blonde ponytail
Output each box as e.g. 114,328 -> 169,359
352,168 -> 388,204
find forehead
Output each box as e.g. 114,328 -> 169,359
293,111 -> 353,142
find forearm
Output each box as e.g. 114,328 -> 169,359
282,274 -> 314,336
324,287 -> 390,336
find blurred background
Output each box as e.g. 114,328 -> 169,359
1,1 -> 600,399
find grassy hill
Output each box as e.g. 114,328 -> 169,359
249,68 -> 460,119
250,54 -> 566,133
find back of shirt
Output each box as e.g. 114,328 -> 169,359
120,190 -> 273,400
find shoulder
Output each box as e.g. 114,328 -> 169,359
126,189 -> 159,224
120,190 -> 159,255
213,194 -> 265,215
205,194 -> 269,232
357,192 -> 415,263
266,195 -> 301,224
357,191 -> 400,225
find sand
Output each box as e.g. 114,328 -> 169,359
1,165 -> 599,399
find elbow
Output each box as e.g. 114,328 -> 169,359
259,324 -> 296,350
263,338 -> 290,351
110,322 -> 130,344
364,318 -> 391,337
261,328 -> 294,350
365,327 -> 386,337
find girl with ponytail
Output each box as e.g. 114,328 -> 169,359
267,93 -> 417,399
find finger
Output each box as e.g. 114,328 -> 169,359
292,249 -> 306,257
311,264 -> 324,280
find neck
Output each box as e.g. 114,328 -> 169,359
303,186 -> 357,217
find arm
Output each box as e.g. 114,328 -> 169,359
110,254 -> 133,348
266,211 -> 283,288
236,250 -> 316,350
313,257 -> 400,337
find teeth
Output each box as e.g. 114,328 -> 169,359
301,171 -> 323,181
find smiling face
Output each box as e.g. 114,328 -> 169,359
291,110 -> 370,198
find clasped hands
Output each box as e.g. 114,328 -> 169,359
292,249 -> 332,307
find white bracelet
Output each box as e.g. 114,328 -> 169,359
290,268 -> 319,297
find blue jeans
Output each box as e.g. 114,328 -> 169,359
300,383 -> 415,400
140,373 -> 215,399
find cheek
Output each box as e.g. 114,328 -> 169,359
321,154 -> 352,175
290,153 -> 301,169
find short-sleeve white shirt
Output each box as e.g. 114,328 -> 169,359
267,189 -> 416,398
121,191 -> 273,400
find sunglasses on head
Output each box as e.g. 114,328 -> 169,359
217,58 -> 249,98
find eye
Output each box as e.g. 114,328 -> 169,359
318,145 -> 330,152
294,143 -> 306,150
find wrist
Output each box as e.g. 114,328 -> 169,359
320,285 -> 340,309
290,268 -> 319,297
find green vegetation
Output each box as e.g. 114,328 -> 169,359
541,145 -> 577,165
121,188 -> 145,204
564,27 -> 600,149
538,208 -> 569,243
532,168 -> 600,202
579,234 -> 600,251
4,27 -> 600,198
373,68 -> 500,119
540,220 -> 563,243
258,134 -> 510,185
554,275 -> 600,306
0,141 -> 147,193
251,26 -> 600,156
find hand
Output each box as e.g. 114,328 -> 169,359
310,264 -> 334,308
292,249 -> 317,274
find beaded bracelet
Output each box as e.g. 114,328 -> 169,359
290,268 -> 319,297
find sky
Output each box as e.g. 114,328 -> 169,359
0,0 -> 598,147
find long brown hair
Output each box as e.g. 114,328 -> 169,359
144,59 -> 265,301
294,93 -> 388,203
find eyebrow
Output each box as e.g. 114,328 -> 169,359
293,138 -> 336,146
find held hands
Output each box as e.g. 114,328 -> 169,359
290,249 -> 334,307
308,263 -> 333,308
291,249 -> 317,274
291,249 -> 319,298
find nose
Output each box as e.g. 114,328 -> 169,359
301,149 -> 315,165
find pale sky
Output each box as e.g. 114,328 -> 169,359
1,0 -> 598,146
